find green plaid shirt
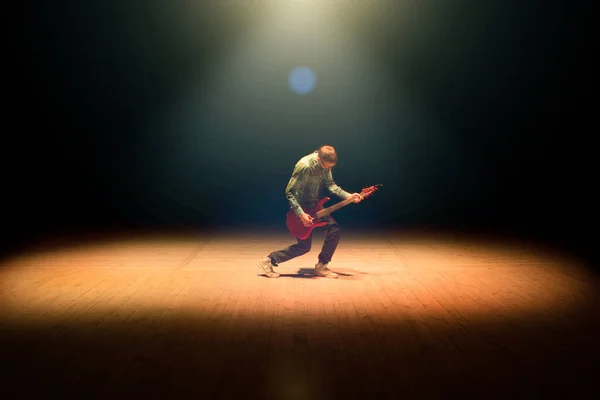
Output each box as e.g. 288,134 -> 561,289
285,151 -> 351,216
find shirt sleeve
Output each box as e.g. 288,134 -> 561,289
285,161 -> 308,216
324,169 -> 351,199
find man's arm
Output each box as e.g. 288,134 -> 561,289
285,161 -> 308,216
324,169 -> 351,200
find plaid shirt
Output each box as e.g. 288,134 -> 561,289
285,151 -> 351,216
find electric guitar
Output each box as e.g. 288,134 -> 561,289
286,184 -> 381,240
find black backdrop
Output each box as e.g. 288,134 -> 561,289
8,0 -> 594,268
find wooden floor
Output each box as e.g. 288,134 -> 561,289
1,228 -> 598,399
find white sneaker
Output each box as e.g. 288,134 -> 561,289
314,262 -> 338,279
257,257 -> 280,278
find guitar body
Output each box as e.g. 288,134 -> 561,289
285,184 -> 381,240
286,197 -> 331,240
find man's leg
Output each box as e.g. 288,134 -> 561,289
257,236 -> 312,278
269,236 -> 312,265
315,215 -> 340,278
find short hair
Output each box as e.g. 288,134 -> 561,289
318,145 -> 337,164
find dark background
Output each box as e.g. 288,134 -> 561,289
9,1 -> 594,267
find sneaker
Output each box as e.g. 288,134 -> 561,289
257,257 -> 280,278
314,262 -> 338,279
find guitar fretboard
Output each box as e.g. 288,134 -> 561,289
315,197 -> 354,218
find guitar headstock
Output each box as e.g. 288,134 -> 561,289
360,184 -> 382,199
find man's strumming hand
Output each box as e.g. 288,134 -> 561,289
300,213 -> 314,227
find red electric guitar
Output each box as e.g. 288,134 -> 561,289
286,184 -> 381,240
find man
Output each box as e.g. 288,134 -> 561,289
257,145 -> 362,278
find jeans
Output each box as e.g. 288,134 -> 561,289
268,214 -> 340,265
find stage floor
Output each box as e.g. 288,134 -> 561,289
1,228 -> 598,398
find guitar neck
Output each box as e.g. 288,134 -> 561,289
315,197 -> 354,218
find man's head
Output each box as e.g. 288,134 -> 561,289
317,145 -> 337,169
